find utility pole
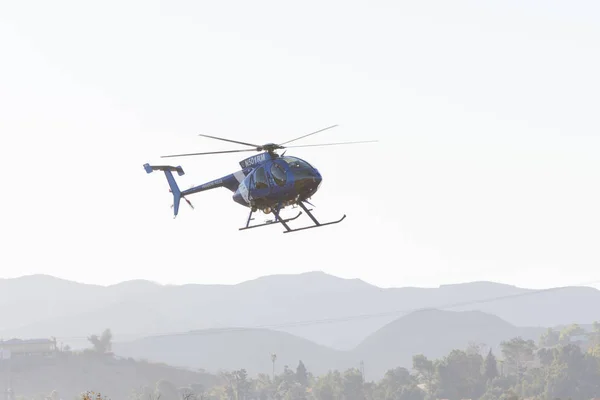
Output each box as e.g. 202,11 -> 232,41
516,357 -> 520,397
359,360 -> 365,383
270,353 -> 277,381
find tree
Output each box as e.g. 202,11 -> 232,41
159,339 -> 600,400
296,360 -> 308,387
222,369 -> 251,400
131,386 -> 156,400
498,389 -> 519,400
376,367 -> 421,400
436,349 -> 485,400
313,371 -> 343,400
484,349 -> 499,382
190,384 -> 206,400
539,328 -> 560,348
269,365 -> 298,400
395,386 -> 426,400
156,379 -> 179,400
466,341 -> 486,356
342,368 -> 365,400
220,371 -> 236,400
537,347 -> 555,366
80,392 -> 110,400
179,387 -> 197,400
87,328 -> 113,353
253,374 -> 274,400
590,344 -> 600,358
280,365 -> 297,386
412,354 -> 435,396
233,369 -> 251,400
500,337 -> 536,374
558,323 -> 585,345
376,371 -> 425,400
589,321 -> 600,356
542,344 -> 600,400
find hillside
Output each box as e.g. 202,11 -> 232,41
353,309 -> 545,379
1,272 -> 598,351
0,351 -> 220,400
113,309 -> 548,381
112,327 -> 353,378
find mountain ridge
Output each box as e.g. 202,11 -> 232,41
3,271 -> 582,291
1,271 -> 598,351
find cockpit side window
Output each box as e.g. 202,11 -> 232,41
254,166 -> 269,189
270,162 -> 287,186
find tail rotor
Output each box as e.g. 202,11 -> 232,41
169,189 -> 195,210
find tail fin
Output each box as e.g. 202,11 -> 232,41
143,163 -> 185,218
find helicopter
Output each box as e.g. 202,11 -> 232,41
143,125 -> 377,233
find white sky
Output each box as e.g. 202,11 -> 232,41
1,0 -> 599,290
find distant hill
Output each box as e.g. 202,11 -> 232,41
0,275 -> 162,332
2,351 -> 220,400
353,309 -> 545,379
1,272 -> 598,351
113,327 -> 353,378
113,309 -> 548,381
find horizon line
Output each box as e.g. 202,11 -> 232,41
1,271 -> 598,291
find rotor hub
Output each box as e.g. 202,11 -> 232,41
258,143 -> 284,152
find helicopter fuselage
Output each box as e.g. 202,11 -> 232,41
233,155 -> 322,212
178,152 -> 323,214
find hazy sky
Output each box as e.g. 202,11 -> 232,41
1,0 -> 599,290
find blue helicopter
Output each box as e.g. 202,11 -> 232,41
143,125 -> 377,233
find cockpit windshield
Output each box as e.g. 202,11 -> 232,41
280,156 -> 318,191
281,156 -> 313,170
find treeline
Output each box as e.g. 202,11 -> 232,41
131,322 -> 600,400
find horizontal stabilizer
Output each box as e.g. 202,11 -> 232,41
143,163 -> 185,176
143,163 -> 185,217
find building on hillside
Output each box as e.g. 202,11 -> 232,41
0,338 -> 57,357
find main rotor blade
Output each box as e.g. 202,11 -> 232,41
161,148 -> 256,158
283,140 -> 378,149
198,134 -> 261,149
278,124 -> 339,146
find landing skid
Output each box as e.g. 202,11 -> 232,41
239,211 -> 303,231
276,201 -> 346,234
239,202 -> 346,233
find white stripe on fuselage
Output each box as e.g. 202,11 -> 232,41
234,170 -> 250,203
239,182 -> 250,203
233,170 -> 245,183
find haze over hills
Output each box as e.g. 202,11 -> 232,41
2,351 -> 220,400
112,327 -> 352,378
1,271 -> 598,352
112,309 -> 547,381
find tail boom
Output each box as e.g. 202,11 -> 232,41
143,163 -> 249,218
